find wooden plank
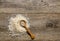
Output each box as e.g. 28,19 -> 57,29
0,13 -> 60,41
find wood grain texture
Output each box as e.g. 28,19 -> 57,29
0,0 -> 60,41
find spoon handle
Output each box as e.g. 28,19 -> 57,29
24,26 -> 35,39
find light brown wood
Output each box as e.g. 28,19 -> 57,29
0,0 -> 60,41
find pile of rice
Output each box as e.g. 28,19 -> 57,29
8,14 -> 30,34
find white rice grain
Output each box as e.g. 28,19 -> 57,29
8,14 -> 30,35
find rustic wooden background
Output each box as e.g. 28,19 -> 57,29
0,0 -> 60,41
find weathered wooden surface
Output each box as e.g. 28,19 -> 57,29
0,0 -> 60,13
0,0 -> 60,41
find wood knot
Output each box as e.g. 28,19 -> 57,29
46,20 -> 59,28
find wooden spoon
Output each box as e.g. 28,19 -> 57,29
20,20 -> 35,40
